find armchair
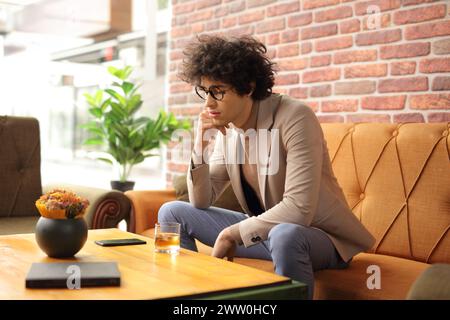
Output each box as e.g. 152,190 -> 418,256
0,116 -> 130,235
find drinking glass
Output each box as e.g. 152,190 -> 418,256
154,222 -> 181,254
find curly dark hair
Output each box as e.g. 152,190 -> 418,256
179,35 -> 277,101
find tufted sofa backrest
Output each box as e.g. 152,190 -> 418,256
321,123 -> 450,264
0,116 -> 42,217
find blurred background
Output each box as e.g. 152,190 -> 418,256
0,0 -> 169,190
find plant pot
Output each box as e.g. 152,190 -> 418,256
111,180 -> 135,192
35,217 -> 88,258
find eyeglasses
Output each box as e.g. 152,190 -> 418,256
195,85 -> 230,101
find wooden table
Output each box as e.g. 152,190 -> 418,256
0,228 -> 306,300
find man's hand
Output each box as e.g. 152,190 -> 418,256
212,227 -> 237,262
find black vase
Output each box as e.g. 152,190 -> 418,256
110,180 -> 135,192
35,217 -> 88,258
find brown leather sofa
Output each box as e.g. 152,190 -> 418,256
0,116 -> 131,235
125,122 -> 450,299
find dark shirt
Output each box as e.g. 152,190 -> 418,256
239,164 -> 264,216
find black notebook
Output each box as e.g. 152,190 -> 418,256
25,262 -> 121,289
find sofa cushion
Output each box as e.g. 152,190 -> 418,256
0,116 -> 42,218
314,253 -> 429,300
321,123 -> 450,264
0,216 -> 39,235
172,174 -> 244,213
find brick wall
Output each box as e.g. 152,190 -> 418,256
166,0 -> 450,186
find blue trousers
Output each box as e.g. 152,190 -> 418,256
158,201 -> 350,299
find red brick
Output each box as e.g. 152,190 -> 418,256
347,114 -> 391,123
334,49 -> 377,64
356,29 -> 402,46
315,6 -> 353,23
223,16 -> 237,28
195,0 -> 221,10
267,48 -> 276,59
267,33 -> 280,45
288,13 -> 313,28
187,10 -> 214,23
316,36 -> 353,52
229,1 -> 246,14
169,63 -> 177,72
301,42 -> 313,54
275,74 -> 300,86
391,61 -> 417,75
289,87 -> 308,99
310,55 -> 331,68
170,83 -> 192,94
428,112 -> 450,122
303,0 -> 340,10
215,6 -> 229,18
256,18 -> 285,34
278,43 -> 299,58
393,113 -> 425,123
280,29 -> 299,43
410,94 -> 450,109
380,42 -> 430,59
248,0 -> 276,8
394,4 -> 446,25
345,63 -> 387,78
379,77 -> 428,93
277,58 -> 308,71
239,10 -> 265,25
355,0 -> 401,16
310,84 -> 332,97
401,0 -> 438,5
303,68 -> 341,83
432,76 -> 450,91
206,20 -> 220,31
322,99 -> 358,112
433,38 -> 450,55
335,81 -> 376,94
170,50 -> 184,61
340,19 -> 361,34
405,20 -> 450,40
171,26 -> 191,38
304,101 -> 320,112
362,13 -> 391,31
419,58 -> 450,73
228,25 -> 255,37
191,23 -> 204,33
168,95 -> 188,106
267,1 -> 300,17
301,23 -> 338,40
361,96 -> 406,110
173,2 -> 195,14
317,115 -> 345,123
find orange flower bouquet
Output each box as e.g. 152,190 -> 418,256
35,189 -> 90,220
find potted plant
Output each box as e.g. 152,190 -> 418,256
35,189 -> 89,258
82,66 -> 191,192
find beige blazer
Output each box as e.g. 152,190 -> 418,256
187,93 -> 375,262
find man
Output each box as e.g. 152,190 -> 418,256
158,35 -> 375,299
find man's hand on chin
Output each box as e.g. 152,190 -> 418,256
212,227 -> 237,262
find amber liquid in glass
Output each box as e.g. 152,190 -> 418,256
155,232 -> 180,253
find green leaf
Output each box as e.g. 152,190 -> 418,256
105,89 -> 126,106
94,90 -> 103,105
89,107 -> 103,118
122,81 -> 134,95
110,102 -> 127,119
83,137 -> 104,145
84,93 -> 97,108
97,158 -> 113,165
